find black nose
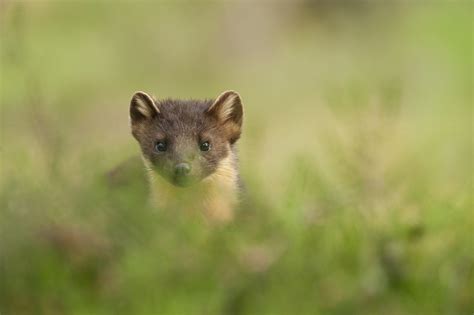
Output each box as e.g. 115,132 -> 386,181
175,163 -> 191,176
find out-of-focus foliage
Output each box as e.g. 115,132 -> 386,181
0,1 -> 472,315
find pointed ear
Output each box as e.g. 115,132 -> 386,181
130,91 -> 160,122
207,90 -> 243,127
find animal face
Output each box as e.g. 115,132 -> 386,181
129,90 -> 243,187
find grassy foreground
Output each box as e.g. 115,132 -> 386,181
1,2 -> 472,315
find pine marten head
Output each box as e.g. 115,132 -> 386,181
129,90 -> 243,187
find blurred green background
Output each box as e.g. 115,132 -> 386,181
0,1 -> 472,314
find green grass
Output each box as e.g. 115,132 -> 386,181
1,2 -> 472,315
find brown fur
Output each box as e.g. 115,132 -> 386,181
130,90 -> 243,223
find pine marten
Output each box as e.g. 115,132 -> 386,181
129,90 -> 244,222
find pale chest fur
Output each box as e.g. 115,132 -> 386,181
144,155 -> 239,223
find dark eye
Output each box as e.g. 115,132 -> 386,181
200,141 -> 211,152
154,141 -> 167,152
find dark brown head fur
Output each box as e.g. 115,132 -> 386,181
130,90 -> 243,187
